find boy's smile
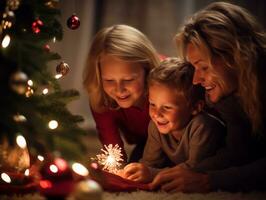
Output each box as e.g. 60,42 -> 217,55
149,82 -> 194,134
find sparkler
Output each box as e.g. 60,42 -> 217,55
92,144 -> 124,174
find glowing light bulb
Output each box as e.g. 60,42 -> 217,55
16,135 -> 27,148
49,164 -> 58,173
27,80 -> 33,86
2,34 -> 10,48
1,173 -> 11,183
13,114 -> 27,122
54,74 -> 62,79
48,120 -> 58,129
42,88 -> 49,95
38,155 -> 44,161
72,162 -> 89,176
24,169 -> 30,176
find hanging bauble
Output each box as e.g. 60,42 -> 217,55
56,61 -> 70,76
2,11 -> 15,30
6,0 -> 21,10
9,71 -> 28,94
67,14 -> 80,30
45,0 -> 59,8
32,19 -> 43,34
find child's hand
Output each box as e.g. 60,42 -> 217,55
123,163 -> 153,183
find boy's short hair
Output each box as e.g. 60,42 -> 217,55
148,57 -> 205,106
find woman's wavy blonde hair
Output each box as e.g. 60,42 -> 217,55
176,2 -> 266,133
83,24 -> 160,112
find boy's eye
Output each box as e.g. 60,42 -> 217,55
124,78 -> 134,82
104,79 -> 114,82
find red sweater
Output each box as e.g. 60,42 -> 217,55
91,100 -> 150,156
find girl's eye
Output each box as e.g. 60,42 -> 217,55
149,102 -> 155,107
163,106 -> 172,110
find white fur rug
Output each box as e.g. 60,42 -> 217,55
103,191 -> 266,200
1,191 -> 266,200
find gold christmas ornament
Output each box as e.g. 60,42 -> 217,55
0,137 -> 30,172
9,71 -> 29,94
56,61 -> 70,76
6,0 -> 21,10
1,11 -> 15,30
45,0 -> 59,8
72,179 -> 102,200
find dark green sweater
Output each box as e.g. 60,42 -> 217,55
199,95 -> 266,191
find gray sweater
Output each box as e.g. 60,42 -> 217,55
141,112 -> 225,170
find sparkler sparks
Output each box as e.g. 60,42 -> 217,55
92,144 -> 124,174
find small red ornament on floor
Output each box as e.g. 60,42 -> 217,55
67,14 -> 80,30
38,157 -> 75,200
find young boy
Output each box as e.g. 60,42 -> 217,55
122,57 -> 225,183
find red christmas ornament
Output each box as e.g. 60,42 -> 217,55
44,44 -> 50,52
67,14 -> 80,30
56,61 -> 70,76
32,19 -> 43,34
38,158 -> 75,199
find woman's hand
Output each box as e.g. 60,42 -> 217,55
150,165 -> 210,193
123,162 -> 153,183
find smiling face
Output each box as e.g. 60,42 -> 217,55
100,54 -> 146,108
186,43 -> 237,103
149,82 -> 194,134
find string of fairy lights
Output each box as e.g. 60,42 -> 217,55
1,0 -> 124,193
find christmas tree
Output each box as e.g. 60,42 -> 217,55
0,0 -> 87,175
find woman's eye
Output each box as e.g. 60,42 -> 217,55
201,66 -> 208,71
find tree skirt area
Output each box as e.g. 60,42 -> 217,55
1,191 -> 266,200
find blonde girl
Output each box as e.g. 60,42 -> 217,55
83,24 -> 160,162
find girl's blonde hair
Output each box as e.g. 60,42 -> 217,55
176,2 -> 266,133
83,24 -> 160,112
